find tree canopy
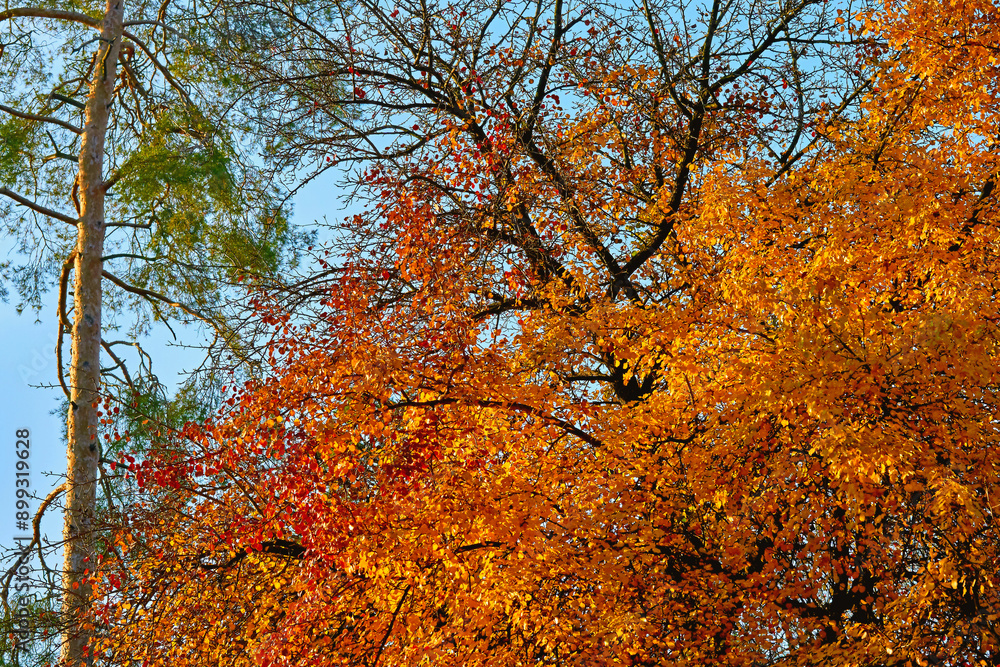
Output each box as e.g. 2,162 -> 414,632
90,0 -> 1000,664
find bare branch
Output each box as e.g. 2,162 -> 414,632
1,484 -> 67,613
102,271 -> 216,326
101,271 -> 254,367
122,29 -> 195,108
0,103 -> 83,134
372,586 -> 410,667
106,220 -> 152,229
101,339 -> 137,394
57,252 -> 78,402
0,7 -> 100,28
0,187 -> 78,226
102,169 -> 124,191
122,19 -> 193,42
50,93 -> 87,110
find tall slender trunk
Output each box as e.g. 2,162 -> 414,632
62,0 -> 123,664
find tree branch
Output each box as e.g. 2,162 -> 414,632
0,103 -> 82,134
50,93 -> 86,110
122,19 -> 193,42
101,271 -> 215,326
101,339 -> 136,394
197,539 -> 306,570
122,29 -> 195,108
101,271 -> 254,366
0,7 -> 100,28
388,397 -> 606,449
56,252 -> 78,401
372,585 -> 410,667
0,187 -> 78,226
1,484 -> 67,613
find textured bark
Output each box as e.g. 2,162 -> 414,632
62,1 -> 123,664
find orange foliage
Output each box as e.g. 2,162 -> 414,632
93,0 -> 1000,665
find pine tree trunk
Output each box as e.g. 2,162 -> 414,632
62,0 -> 122,664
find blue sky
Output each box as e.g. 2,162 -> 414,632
0,310 -> 66,559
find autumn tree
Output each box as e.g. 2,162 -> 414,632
0,0 -> 302,664
93,0 -> 1000,665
